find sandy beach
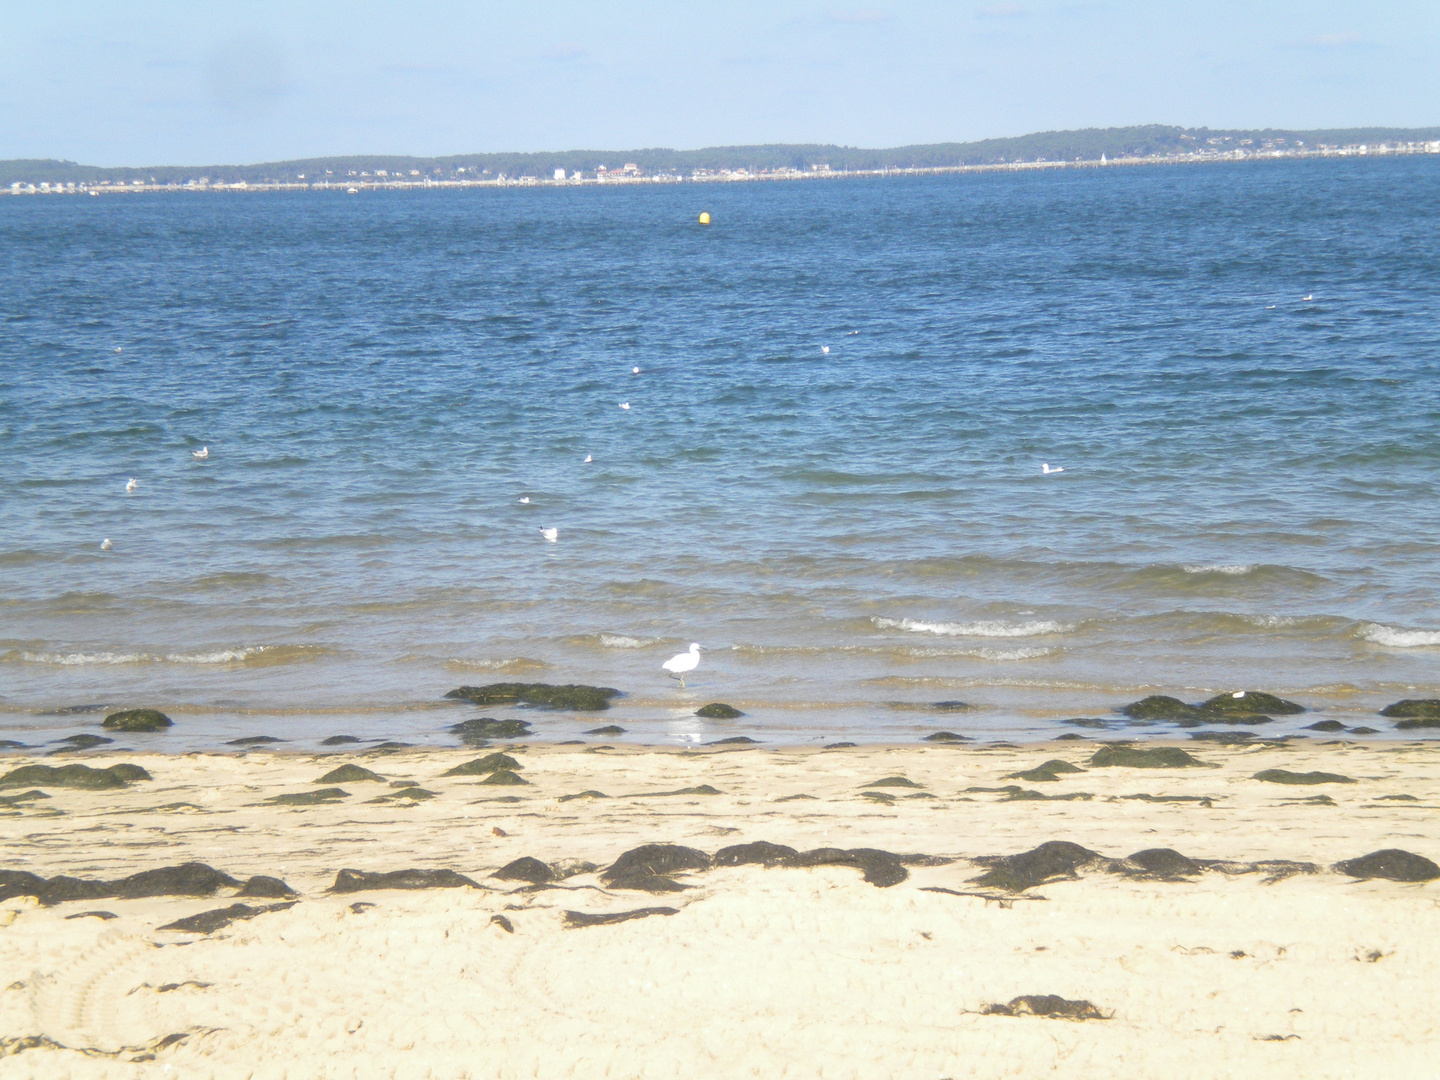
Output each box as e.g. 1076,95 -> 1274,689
2,737 -> 1438,1078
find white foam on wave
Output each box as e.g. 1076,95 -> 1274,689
599,634 -> 656,649
1181,564 -> 1257,575
874,616 -> 1073,638
3,645 -> 322,666
1360,624 -> 1440,648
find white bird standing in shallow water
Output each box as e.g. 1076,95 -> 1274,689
1041,463 -> 1064,475
100,538 -> 112,551
125,478 -> 138,493
540,527 -> 559,543
662,643 -> 702,688
192,446 -> 209,460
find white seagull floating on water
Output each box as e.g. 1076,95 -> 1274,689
632,366 -> 641,374
1041,463 -> 1064,474
125,478 -> 138,493
540,527 -> 559,543
821,345 -> 830,354
100,538 -> 112,551
662,642 -> 702,688
192,446 -> 209,460
518,496 -> 530,504
619,402 -> 630,410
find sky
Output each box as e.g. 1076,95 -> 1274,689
1,1 -> 1436,166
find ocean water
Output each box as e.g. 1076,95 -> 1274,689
3,158 -> 1439,749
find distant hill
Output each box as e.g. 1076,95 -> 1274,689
5,124 -> 1439,186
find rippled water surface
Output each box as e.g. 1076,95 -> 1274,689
3,159 -> 1439,747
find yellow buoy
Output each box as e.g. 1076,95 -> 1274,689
698,211 -> 711,225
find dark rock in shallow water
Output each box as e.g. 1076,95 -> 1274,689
480,769 -> 529,786
0,740 -> 30,749
1379,699 -> 1440,720
984,995 -> 1109,1020
931,701 -> 971,711
238,875 -> 297,898
443,752 -> 522,776
57,734 -> 113,749
1120,696 -> 1205,721
228,736 -> 284,746
602,844 -> 711,892
493,856 -> 554,884
1305,720 -> 1346,732
330,868 -> 480,893
0,763 -> 150,789
1054,733 -> 1086,741
102,709 -> 173,732
321,735 -> 362,746
794,848 -> 910,887
707,736 -> 757,746
1253,769 -> 1356,785
159,901 -> 296,934
316,764 -> 386,784
0,862 -> 242,905
1335,849 -> 1440,882
1063,718 -> 1113,728
1088,746 -> 1205,769
1124,848 -> 1202,878
824,742 -> 857,749
970,840 -> 1101,893
714,841 -> 799,867
446,683 -> 621,711
449,717 -> 532,744
1200,691 -> 1304,717
368,742 -> 413,752
924,731 -> 970,742
696,703 -> 744,719
1393,715 -> 1440,730
1189,731 -> 1256,744
266,787 -> 350,805
584,725 -> 626,736
1349,727 -> 1380,735
564,907 -> 678,928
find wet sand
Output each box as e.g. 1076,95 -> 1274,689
3,739 -> 1439,1078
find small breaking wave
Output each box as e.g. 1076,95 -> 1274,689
1181,564 -> 1257,576
1359,624 -> 1440,648
1,644 -> 333,667
441,656 -> 552,674
874,616 -> 1073,638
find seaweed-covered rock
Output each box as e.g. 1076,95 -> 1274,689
794,847 -> 910,887
0,763 -> 151,790
159,901 -> 295,934
315,764 -> 385,784
1379,699 -> 1440,720
102,709 -> 173,732
493,856 -> 554,884
480,769 -> 529,786
1003,760 -> 1086,782
1120,696 -> 1204,721
1189,731 -> 1256,744
1304,720 -> 1346,732
446,683 -> 621,711
970,840 -> 1101,892
1087,745 -> 1204,769
558,790 -> 610,802
923,731 -> 970,742
713,841 -> 800,867
984,996 -> 1109,1020
0,789 -> 50,808
584,725 -> 626,736
330,868 -> 481,893
227,736 -> 285,746
1335,849 -> 1440,883
1,862 -> 242,905
1200,691 -> 1304,717
266,787 -> 350,805
442,753 -> 522,776
56,734 -> 113,749
1253,769 -> 1355,785
863,776 -> 924,788
1123,848 -> 1201,878
602,844 -> 711,892
696,703 -> 744,719
564,906 -> 678,928
448,717 -> 532,744
931,701 -> 971,711
237,875 -> 297,898
1349,726 -> 1380,735
321,735 -> 362,746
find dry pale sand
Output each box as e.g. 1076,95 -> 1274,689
3,738 -> 1440,1079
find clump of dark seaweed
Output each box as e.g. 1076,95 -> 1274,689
707,737 -> 758,745
983,995 -> 1110,1020
924,731 -> 970,742
315,764 -> 385,784
1120,848 -> 1202,879
159,901 -> 296,934
330,868 -> 481,893
237,875 -> 296,898
102,709 -> 174,732
863,776 -> 924,788
228,736 -> 285,746
584,725 -> 627,735
480,770 -> 530,786
696,703 -> 743,718
793,848 -> 912,887
564,907 -> 678,928
1189,731 -> 1257,744
713,841 -> 800,867
446,683 -> 621,711
0,763 -> 152,790
1088,745 -> 1206,768
1379,699 -> 1440,721
602,844 -> 712,892
55,734 -> 113,750
493,856 -> 555,884
0,862 -> 242,906
1003,760 -> 1085,782
1334,849 -> 1440,882
321,735 -> 362,746
970,840 -> 1102,892
267,787 -> 350,805
1253,769 -> 1356,785
448,717 -> 532,745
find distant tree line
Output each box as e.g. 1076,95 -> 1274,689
5,125 -> 1440,186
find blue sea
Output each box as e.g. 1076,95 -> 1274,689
3,158 -> 1439,749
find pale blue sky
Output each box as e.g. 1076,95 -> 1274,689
2,1 -> 1435,165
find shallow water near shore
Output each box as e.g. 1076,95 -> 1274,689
2,157 -> 1439,748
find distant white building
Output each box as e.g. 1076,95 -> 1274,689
554,168 -> 567,180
